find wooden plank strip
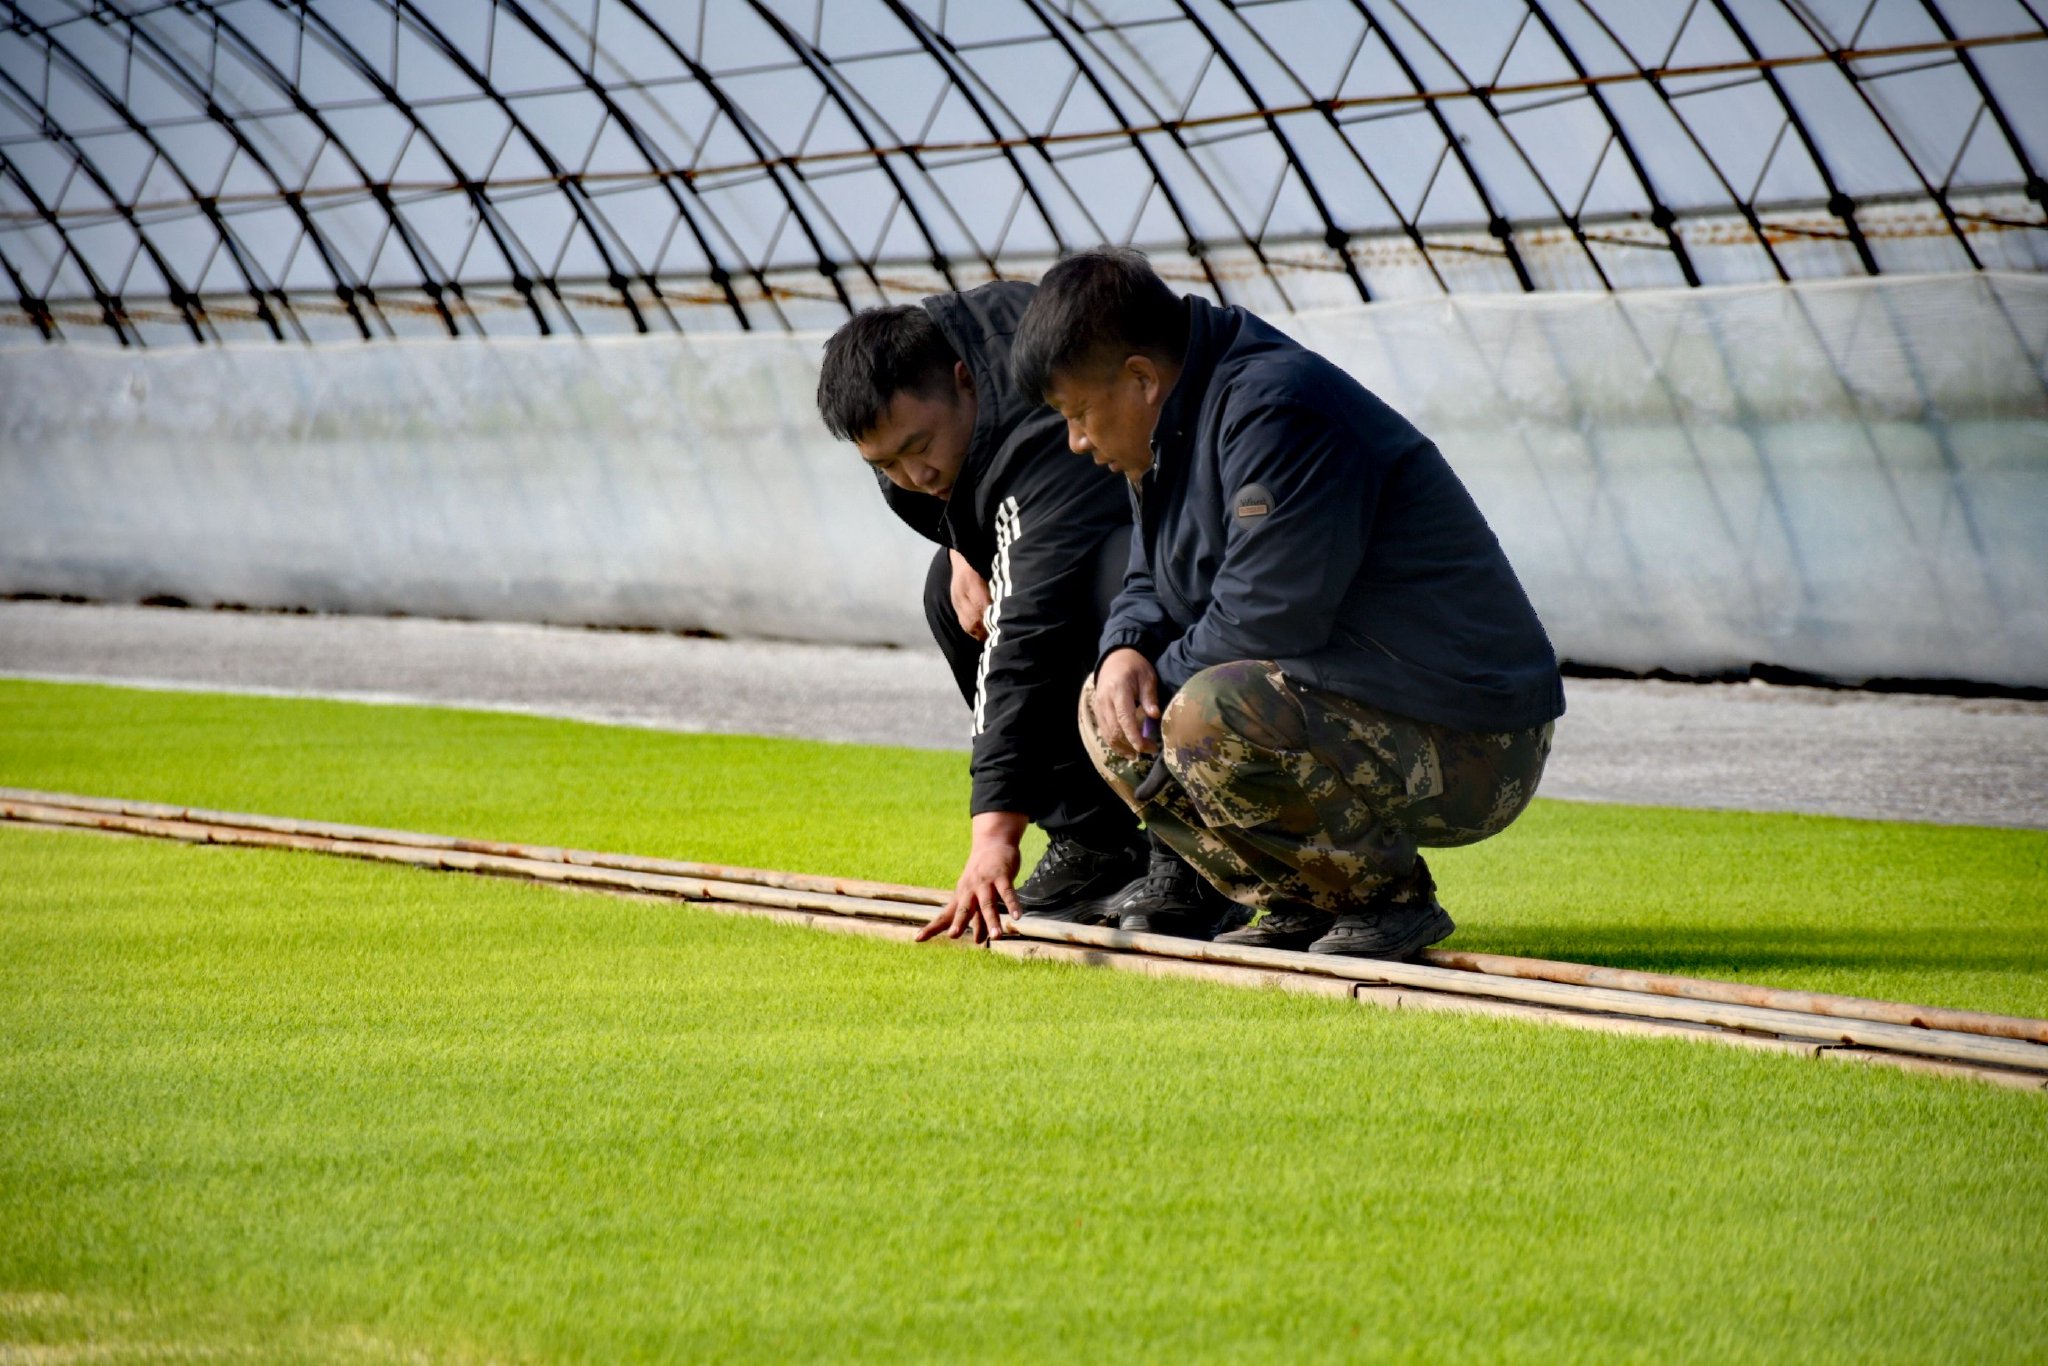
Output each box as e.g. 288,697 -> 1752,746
1422,948 -> 2048,1045
7,795 -> 2045,1081
1010,920 -> 2048,1073
14,787 -> 2044,1048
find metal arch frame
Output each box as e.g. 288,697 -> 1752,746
2,9 -> 289,341
1379,0 -> 1616,290
79,4 -> 380,338
0,67 -> 202,343
1165,0 -> 1373,302
390,1 -> 647,335
277,0 -> 553,337
1917,0 -> 2048,209
0,241 -> 55,339
1567,0 -> 1792,284
1048,7 -> 1298,304
0,142 -> 131,342
8,0 -> 2048,343
604,0 -> 866,316
877,0 -> 1073,271
194,1 -> 464,338
1212,1 -> 1456,293
1703,0 -> 1881,276
741,0 -> 963,291
1342,0 -> 1538,291
1012,0 -> 1228,302
486,0 -> 815,330
1772,0 -> 1985,270
1517,0 -> 1702,286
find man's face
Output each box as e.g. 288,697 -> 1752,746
1044,354 -> 1174,483
855,363 -> 976,501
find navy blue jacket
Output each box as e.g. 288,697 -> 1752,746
1099,297 -> 1565,734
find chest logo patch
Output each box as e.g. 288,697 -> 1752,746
1234,482 -> 1274,522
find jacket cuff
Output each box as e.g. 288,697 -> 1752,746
1094,627 -> 1160,680
969,769 -> 1040,821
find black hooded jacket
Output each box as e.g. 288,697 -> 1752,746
877,281 -> 1135,818
1099,296 -> 1565,734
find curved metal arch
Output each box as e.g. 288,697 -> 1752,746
1343,0 -> 1537,290
604,0 -> 864,314
742,0 -> 961,291
490,0 -> 814,330
0,67 -> 203,343
1210,2 -> 1453,292
1045,6 -> 1300,302
0,148 -> 129,343
1517,0 -> 1702,286
392,1 -> 647,334
1773,1 -> 1983,269
2,12 -> 284,341
1167,0 -> 1373,302
873,0 -> 1070,269
1011,0 -> 1229,301
1917,0 -> 2047,206
0,239 -> 55,340
1567,0 -> 1792,283
195,1 -> 464,337
1378,0 -> 1614,289
87,6 -> 380,337
1704,0 -> 1880,276
277,0 -> 553,336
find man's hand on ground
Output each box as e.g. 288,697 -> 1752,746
919,810 -> 1028,943
948,550 -> 992,642
1094,648 -> 1161,758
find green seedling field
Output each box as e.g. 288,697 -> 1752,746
3,679 -> 2045,1362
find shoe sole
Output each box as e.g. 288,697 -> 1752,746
1306,904 -> 1455,960
1118,912 -> 1217,941
1212,925 -> 1325,951
1017,903 -> 1120,927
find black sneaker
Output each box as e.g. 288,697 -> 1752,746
1103,836 -> 1235,939
1306,857 -> 1455,960
1213,904 -> 1333,951
1014,832 -> 1148,925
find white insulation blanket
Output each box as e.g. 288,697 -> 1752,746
3,273 -> 2043,685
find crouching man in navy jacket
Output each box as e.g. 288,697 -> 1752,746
1009,249 -> 1565,959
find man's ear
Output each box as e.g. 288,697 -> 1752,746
1126,353 -> 1164,404
953,359 -> 975,398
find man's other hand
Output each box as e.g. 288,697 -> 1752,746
918,811 -> 1028,943
1094,648 -> 1161,758
948,550 -> 992,642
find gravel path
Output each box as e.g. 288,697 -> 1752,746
4,601 -> 2043,830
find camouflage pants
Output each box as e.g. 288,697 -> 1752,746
1079,659 -> 1552,913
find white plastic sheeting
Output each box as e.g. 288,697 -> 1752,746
3,273 -> 2045,685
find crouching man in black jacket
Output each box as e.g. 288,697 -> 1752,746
817,282 -> 1149,944
1010,249 -> 1566,959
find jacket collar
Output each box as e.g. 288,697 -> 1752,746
1147,295 -> 1230,480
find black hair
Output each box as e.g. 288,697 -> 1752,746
1010,246 -> 1189,398
815,305 -> 962,441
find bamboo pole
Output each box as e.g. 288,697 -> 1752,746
0,799 -> 931,924
0,788 -> 948,907
8,792 -> 2047,1079
15,785 -> 2038,1047
1006,919 -> 2048,1074
1419,948 -> 2048,1044
13,788 -> 2043,1047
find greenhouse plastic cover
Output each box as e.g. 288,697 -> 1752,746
3,272 -> 2043,687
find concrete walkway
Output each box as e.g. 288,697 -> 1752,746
3,601 -> 2044,831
